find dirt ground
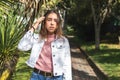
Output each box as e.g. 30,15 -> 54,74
68,35 -> 98,80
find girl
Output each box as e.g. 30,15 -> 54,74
18,10 -> 72,80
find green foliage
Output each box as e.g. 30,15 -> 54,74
112,0 -> 120,18
42,0 -> 62,9
0,12 -> 25,55
66,0 -> 93,41
65,0 -> 120,43
66,0 -> 92,24
0,0 -> 19,15
12,52 -> 32,80
0,11 -> 26,72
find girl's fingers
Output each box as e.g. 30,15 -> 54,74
37,17 -> 45,23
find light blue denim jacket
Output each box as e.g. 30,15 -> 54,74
18,30 -> 72,80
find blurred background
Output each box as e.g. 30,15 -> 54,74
0,0 -> 120,80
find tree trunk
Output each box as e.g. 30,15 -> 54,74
91,0 -> 112,50
95,24 -> 101,50
91,1 -> 100,50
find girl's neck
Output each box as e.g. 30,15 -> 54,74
47,33 -> 55,38
46,34 -> 55,43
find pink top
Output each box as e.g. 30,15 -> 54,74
35,34 -> 55,72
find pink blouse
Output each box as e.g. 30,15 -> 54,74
35,34 -> 55,72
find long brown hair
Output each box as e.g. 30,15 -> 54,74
40,10 -> 63,39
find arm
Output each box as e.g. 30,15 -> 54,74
63,38 -> 72,80
18,30 -> 38,51
18,17 -> 45,51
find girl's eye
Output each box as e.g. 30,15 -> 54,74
46,18 -> 59,23
47,18 -> 52,21
54,19 -> 58,23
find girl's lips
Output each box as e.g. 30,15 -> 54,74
49,28 -> 54,30
49,26 -> 55,29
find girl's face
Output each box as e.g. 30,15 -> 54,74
45,13 -> 58,34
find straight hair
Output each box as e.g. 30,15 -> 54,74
40,10 -> 63,39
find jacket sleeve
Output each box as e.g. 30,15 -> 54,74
18,30 -> 39,51
63,38 -> 72,80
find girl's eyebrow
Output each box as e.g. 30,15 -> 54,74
47,17 -> 57,19
46,17 -> 58,21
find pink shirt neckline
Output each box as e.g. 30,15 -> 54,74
35,34 -> 55,72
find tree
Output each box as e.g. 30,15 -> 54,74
63,0 -> 119,49
0,0 -> 19,15
64,0 -> 94,40
91,0 -> 115,50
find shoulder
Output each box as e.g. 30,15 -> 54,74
57,36 -> 69,43
62,36 -> 69,41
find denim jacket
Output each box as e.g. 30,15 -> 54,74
18,30 -> 72,80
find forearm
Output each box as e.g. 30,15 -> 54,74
18,30 -> 34,51
30,16 -> 45,32
29,22 -> 40,32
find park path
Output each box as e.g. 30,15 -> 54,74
68,35 -> 99,80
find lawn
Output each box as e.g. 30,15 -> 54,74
81,43 -> 120,80
12,52 -> 32,80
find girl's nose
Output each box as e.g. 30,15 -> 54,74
51,20 -> 54,25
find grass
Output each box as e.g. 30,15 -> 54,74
12,52 -> 32,80
81,42 -> 120,80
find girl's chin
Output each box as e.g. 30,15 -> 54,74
48,30 -> 55,32
47,31 -> 55,34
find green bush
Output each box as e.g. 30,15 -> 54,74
0,11 -> 26,78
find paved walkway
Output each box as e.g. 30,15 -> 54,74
68,35 -> 99,80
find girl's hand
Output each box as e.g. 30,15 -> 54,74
36,16 -> 45,24
30,16 -> 45,32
